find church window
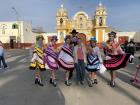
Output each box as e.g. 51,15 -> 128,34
80,17 -> 82,21
60,18 -> 63,25
12,23 -> 18,29
99,17 -> 102,26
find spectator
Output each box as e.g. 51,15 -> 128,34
127,39 -> 136,64
123,40 -> 129,53
0,41 -> 8,69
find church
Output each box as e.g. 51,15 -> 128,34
0,2 -> 139,49
56,2 -> 108,43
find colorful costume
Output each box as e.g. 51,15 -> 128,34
44,44 -> 59,70
103,41 -> 130,70
30,43 -> 45,71
58,44 -> 74,71
86,46 -> 102,72
29,35 -> 45,86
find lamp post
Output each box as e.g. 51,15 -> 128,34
12,7 -> 21,48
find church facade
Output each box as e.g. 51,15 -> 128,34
56,2 -> 108,43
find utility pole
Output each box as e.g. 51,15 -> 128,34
12,7 -> 21,48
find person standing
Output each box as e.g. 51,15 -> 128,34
103,31 -> 131,87
86,37 -> 103,87
68,29 -> 79,80
127,39 -> 136,64
74,38 -> 87,85
0,41 -> 8,69
29,35 -> 46,86
44,35 -> 59,87
58,35 -> 74,86
123,40 -> 129,53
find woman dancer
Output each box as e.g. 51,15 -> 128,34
58,35 -> 74,86
103,31 -> 130,87
30,35 -> 46,86
86,37 -> 103,87
44,35 -> 59,87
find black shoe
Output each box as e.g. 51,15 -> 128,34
65,80 -> 72,86
49,78 -> 53,84
38,82 -> 44,86
110,80 -> 115,87
88,82 -> 93,87
4,66 -> 9,69
35,78 -> 39,84
93,79 -> 98,84
52,80 -> 57,87
35,78 -> 44,86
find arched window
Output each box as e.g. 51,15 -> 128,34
12,24 -> 18,29
60,18 -> 63,25
99,17 -> 102,26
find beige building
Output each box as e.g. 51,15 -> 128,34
0,21 -> 37,48
56,2 -> 108,43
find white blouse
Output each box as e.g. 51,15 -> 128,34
92,46 -> 103,63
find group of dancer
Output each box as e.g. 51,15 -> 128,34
29,30 -> 131,88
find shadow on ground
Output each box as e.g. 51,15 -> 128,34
0,49 -> 65,105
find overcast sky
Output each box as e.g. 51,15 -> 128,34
1,0 -> 140,32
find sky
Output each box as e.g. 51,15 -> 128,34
0,0 -> 140,32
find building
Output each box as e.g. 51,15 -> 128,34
1,2 -> 140,49
0,21 -> 37,49
56,2 -> 108,43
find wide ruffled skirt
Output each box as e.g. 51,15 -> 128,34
103,53 -> 131,71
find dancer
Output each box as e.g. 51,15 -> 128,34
74,38 -> 87,85
86,37 -> 103,87
29,35 -> 46,86
58,35 -> 74,86
44,35 -> 59,87
103,31 -> 130,87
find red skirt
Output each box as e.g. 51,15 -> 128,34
103,53 -> 131,71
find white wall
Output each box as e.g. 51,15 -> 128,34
0,21 -> 19,43
0,21 -> 39,44
22,22 -> 37,43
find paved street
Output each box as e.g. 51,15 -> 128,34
0,49 -> 140,105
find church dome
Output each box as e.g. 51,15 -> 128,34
57,4 -> 68,17
95,2 -> 107,16
96,2 -> 106,10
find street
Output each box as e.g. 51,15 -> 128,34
0,49 -> 140,105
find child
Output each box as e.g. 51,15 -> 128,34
86,37 -> 103,87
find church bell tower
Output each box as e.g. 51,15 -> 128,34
56,4 -> 71,43
94,2 -> 108,43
